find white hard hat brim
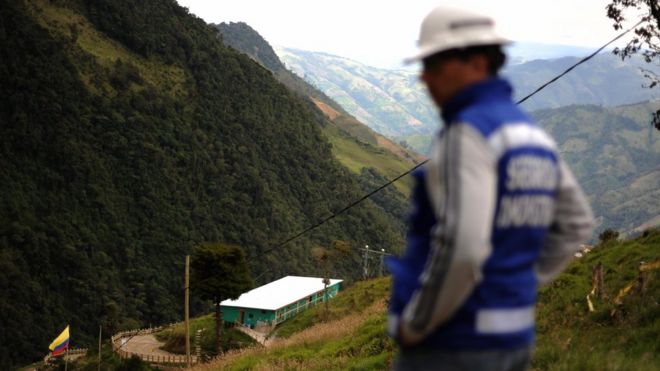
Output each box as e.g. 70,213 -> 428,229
404,34 -> 511,65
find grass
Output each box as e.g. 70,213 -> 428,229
154,314 -> 256,356
533,229 -> 660,370
192,230 -> 659,371
273,277 -> 391,339
198,292 -> 394,370
194,277 -> 394,370
323,124 -> 414,195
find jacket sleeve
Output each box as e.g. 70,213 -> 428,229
535,160 -> 595,285
399,123 -> 497,344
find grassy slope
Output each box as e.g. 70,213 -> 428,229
198,277 -> 394,370
323,124 -> 414,194
533,230 -> 660,370
200,231 -> 659,371
283,65 -> 419,196
154,314 -> 256,355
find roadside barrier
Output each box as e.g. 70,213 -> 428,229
111,325 -> 199,365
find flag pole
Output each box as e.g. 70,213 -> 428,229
64,347 -> 68,371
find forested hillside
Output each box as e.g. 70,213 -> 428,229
532,102 -> 660,234
216,22 -> 421,197
0,0 -> 405,368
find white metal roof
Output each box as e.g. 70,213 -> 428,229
220,276 -> 343,311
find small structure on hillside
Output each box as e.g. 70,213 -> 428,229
220,276 -> 342,328
575,244 -> 593,258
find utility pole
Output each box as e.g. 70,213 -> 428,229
185,255 -> 191,368
360,246 -> 391,278
379,249 -> 385,277
362,245 -> 370,279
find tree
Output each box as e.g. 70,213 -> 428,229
311,240 -> 351,317
606,0 -> 660,129
598,228 -> 620,244
191,244 -> 253,354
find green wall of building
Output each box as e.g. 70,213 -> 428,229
221,282 -> 341,327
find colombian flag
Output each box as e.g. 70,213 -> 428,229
48,325 -> 70,356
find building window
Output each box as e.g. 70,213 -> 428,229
248,313 -> 253,319
261,309 -> 266,314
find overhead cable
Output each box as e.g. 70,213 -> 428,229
263,18 -> 645,254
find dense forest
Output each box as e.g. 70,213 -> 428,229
531,103 -> 660,233
214,21 -> 416,213
0,0 -> 405,368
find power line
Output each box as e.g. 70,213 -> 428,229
262,18 -> 644,256
516,18 -> 645,105
261,160 -> 427,255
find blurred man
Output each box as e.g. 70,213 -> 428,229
387,6 -> 594,371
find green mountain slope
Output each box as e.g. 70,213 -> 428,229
216,22 -> 421,196
532,103 -> 660,234
0,0 -> 405,368
206,230 -> 660,370
276,47 -> 437,142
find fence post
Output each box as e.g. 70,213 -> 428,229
595,262 -> 604,298
638,261 -> 649,294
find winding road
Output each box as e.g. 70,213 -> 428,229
117,334 -> 174,357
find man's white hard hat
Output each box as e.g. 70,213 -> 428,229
405,6 -> 510,64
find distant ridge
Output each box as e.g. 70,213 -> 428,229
277,47 -> 660,149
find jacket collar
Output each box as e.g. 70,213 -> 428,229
441,77 -> 513,124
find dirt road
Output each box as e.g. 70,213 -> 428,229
117,334 -> 174,356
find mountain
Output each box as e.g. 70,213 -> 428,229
532,102 -> 660,234
0,1 -> 405,368
276,46 -> 437,142
276,46 -> 660,235
505,42 -> 597,65
276,47 -> 660,152
216,22 -> 422,197
506,55 -> 660,111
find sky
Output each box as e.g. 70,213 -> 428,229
175,0 -> 643,69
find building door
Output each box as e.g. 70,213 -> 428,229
239,310 -> 245,324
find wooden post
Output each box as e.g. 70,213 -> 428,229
98,325 -> 102,371
596,262 -> 604,298
185,255 -> 191,368
638,261 -> 649,295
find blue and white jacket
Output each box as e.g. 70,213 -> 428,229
388,78 -> 594,350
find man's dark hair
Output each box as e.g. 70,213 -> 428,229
422,44 -> 506,75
